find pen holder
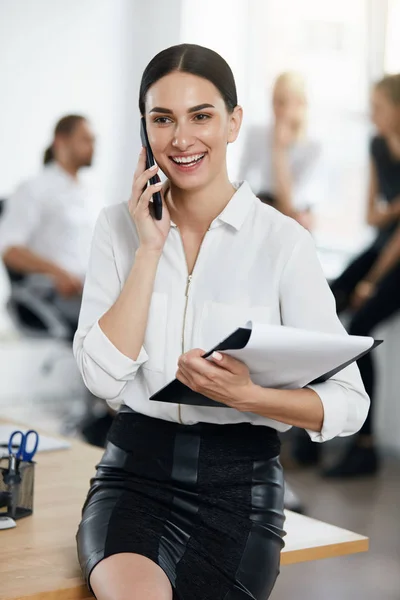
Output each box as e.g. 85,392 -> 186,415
0,457 -> 35,520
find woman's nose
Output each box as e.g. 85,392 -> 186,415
171,124 -> 195,151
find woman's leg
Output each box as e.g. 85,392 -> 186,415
90,553 -> 174,600
324,262 -> 400,478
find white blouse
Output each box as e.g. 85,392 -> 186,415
73,181 -> 369,443
239,125 -> 323,211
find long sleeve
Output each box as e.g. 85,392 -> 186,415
279,227 -> 370,442
73,208 -> 148,400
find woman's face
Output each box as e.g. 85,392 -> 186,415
371,88 -> 400,136
144,71 -> 242,191
272,83 -> 306,126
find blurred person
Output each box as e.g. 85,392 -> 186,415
0,115 -> 98,339
73,44 -> 368,600
293,74 -> 400,477
240,71 -> 322,230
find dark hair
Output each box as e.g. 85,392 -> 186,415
43,114 -> 86,165
139,44 -> 238,115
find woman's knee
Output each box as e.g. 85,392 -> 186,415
89,553 -> 173,600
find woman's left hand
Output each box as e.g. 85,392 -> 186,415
176,349 -> 254,411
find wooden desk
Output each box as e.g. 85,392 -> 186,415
1,433 -> 368,600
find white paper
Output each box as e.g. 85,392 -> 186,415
218,322 -> 374,389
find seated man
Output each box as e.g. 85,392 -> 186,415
0,115 -> 99,339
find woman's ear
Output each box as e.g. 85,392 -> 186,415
227,105 -> 243,143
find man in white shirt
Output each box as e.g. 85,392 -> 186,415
0,115 -> 99,338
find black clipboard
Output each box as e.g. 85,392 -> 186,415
149,327 -> 382,407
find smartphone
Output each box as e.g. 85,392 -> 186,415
140,117 -> 163,220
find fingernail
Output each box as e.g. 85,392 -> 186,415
212,352 -> 223,361
154,181 -> 163,187
149,164 -> 158,171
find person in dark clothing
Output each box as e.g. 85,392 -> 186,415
293,73 -> 400,477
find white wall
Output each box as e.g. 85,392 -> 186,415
0,0 -> 182,205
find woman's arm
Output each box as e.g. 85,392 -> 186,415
74,153 -> 169,399
276,228 -> 370,441
177,349 -> 324,431
246,228 -> 371,437
99,246 -> 160,361
367,159 -> 400,228
246,385 -> 323,432
73,209 -> 156,399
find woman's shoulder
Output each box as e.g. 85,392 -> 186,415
252,196 -> 309,250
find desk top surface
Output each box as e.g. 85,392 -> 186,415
1,424 -> 368,600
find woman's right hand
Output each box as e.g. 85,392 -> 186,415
128,148 -> 171,254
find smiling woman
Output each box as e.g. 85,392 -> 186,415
73,44 -> 369,600
139,46 -> 241,202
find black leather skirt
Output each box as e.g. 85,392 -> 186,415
77,407 -> 286,600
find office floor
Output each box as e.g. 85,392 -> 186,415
273,455 -> 400,600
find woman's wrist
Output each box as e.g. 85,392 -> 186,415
135,246 -> 163,263
238,382 -> 268,414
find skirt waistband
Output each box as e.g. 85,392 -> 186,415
108,405 -> 280,459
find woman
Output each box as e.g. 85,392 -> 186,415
318,74 -> 400,478
74,44 -> 369,600
240,72 -> 322,231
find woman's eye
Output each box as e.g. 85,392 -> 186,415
154,117 -> 172,125
193,113 -> 211,122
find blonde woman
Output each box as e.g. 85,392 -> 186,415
240,72 -> 322,230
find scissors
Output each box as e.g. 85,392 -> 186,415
7,430 -> 39,462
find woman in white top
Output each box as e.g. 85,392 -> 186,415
74,44 -> 369,600
240,72 -> 322,230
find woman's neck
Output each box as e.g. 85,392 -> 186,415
166,172 -> 236,233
